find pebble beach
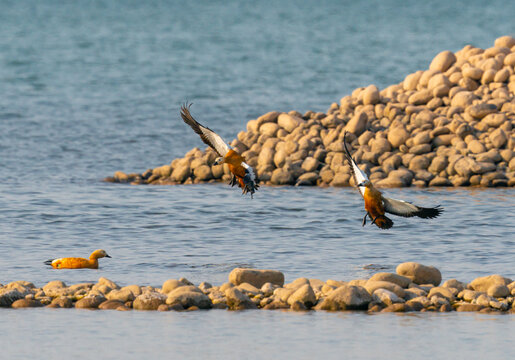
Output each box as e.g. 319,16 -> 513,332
2,262 -> 514,314
108,36 -> 515,189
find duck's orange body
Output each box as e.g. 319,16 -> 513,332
225,149 -> 248,189
363,186 -> 392,229
45,249 -> 111,269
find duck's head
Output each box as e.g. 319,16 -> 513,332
213,156 -> 225,165
90,249 -> 111,260
357,180 -> 372,188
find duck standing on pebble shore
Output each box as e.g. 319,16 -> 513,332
180,103 -> 259,198
44,249 -> 111,269
344,131 -> 442,229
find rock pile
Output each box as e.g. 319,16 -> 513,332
1,262 -> 514,314
107,36 -> 515,188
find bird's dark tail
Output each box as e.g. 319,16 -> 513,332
44,259 -> 54,266
372,215 -> 394,230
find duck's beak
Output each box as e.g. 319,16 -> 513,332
105,254 -> 112,258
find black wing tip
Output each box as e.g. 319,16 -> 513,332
44,259 -> 54,266
417,205 -> 443,219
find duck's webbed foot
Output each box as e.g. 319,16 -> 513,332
370,216 -> 378,225
362,213 -> 369,227
228,175 -> 238,187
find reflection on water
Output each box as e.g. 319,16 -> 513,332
1,309 -> 514,359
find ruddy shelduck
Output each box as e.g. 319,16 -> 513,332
181,103 -> 259,197
44,249 -> 111,269
343,131 -> 442,229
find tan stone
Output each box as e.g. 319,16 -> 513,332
287,284 -> 317,308
75,294 -> 106,309
344,111 -> 368,136
365,280 -> 405,298
368,273 -> 412,288
229,268 -> 284,288
277,113 -> 304,133
225,288 -> 256,310
429,51 -> 457,72
127,292 -> 163,310
270,168 -> 294,185
396,262 -> 441,286
469,274 -> 512,293
408,90 -> 433,105
315,285 -> 371,311
387,126 -> 410,148
259,122 -> 279,137
362,85 -> 380,105
489,128 -> 507,148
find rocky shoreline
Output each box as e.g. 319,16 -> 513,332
107,36 -> 515,188
2,262 -> 514,313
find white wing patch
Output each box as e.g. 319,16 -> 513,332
242,162 -> 256,182
343,132 -> 369,197
181,104 -> 231,157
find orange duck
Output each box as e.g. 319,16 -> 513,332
44,249 -> 111,269
344,131 -> 442,229
180,103 -> 259,198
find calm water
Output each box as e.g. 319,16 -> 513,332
1,0 -> 515,359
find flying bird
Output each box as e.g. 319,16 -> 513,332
343,131 -> 442,229
44,249 -> 111,269
180,103 -> 259,198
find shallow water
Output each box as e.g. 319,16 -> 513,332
1,0 -> 515,359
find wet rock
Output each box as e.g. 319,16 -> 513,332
316,285 -> 372,310
11,299 -> 43,308
162,279 -> 186,294
98,300 -> 125,310
427,286 -> 455,301
229,268 -> 284,288
270,168 -> 294,185
365,280 -> 405,298
225,288 -> 256,310
372,289 -> 405,306
469,274 -> 512,293
396,262 -> 442,286
106,288 -> 135,302
368,273 -> 412,288
236,282 -> 261,297
166,287 -> 212,309
456,303 -> 484,312
49,296 -> 73,308
0,289 -> 26,307
75,294 -> 106,309
287,284 -> 317,308
381,303 -> 408,313
442,279 -> 467,292
133,292 -> 167,311
487,284 -> 510,298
